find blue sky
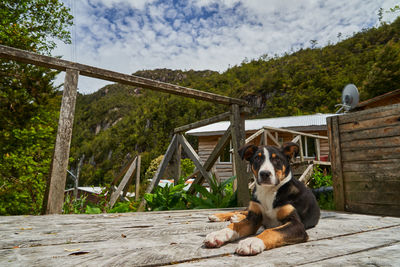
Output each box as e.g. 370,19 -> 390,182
54,0 -> 399,94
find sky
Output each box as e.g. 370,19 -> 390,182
53,0 -> 399,94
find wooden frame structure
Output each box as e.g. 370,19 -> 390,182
139,117 -> 330,211
0,44 -> 249,214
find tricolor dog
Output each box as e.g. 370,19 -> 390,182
204,142 -> 320,256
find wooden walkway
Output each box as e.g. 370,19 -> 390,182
1,209 -> 400,266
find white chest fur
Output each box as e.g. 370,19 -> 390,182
254,185 -> 281,228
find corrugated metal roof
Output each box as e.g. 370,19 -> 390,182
186,113 -> 335,136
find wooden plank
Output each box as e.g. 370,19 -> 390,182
138,135 -> 178,211
174,112 -> 231,133
339,113 -> 400,132
341,136 -> 400,150
299,135 -> 304,162
231,104 -> 250,207
346,202 -> 400,217
266,130 -> 281,146
1,211 -> 400,266
42,69 -> 79,215
339,103 -> 400,124
0,45 -> 247,106
170,141 -> 181,184
291,134 -> 301,143
344,180 -> 400,193
135,155 -> 141,201
245,128 -> 264,144
345,191 -> 400,206
340,125 -> 400,142
263,125 -> 328,140
188,126 -> 231,193
342,159 -> 400,172
327,116 -> 345,211
298,164 -> 314,184
108,157 -> 137,208
341,146 -> 400,162
344,170 -> 400,182
177,134 -> 212,185
315,138 -> 320,161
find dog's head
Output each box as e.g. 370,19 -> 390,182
238,142 -> 299,186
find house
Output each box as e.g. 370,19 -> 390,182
355,89 -> 400,111
186,113 -> 334,181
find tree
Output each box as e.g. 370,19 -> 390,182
0,0 -> 73,215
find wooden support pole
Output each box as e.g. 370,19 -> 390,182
138,135 -> 178,211
187,126 -> 231,193
177,134 -> 212,185
174,112 -> 231,133
135,155 -> 141,201
171,141 -> 181,184
299,136 -> 305,162
42,69 -> 79,215
245,129 -> 264,144
315,138 -> 321,161
230,104 -> 250,207
263,129 -> 268,145
266,130 -> 281,146
108,157 -> 137,208
0,45 -> 247,106
327,116 -> 345,211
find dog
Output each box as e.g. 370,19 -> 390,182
204,142 -> 320,256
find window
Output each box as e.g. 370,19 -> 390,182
301,135 -> 316,158
219,141 -> 232,163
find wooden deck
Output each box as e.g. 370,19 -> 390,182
1,209 -> 400,266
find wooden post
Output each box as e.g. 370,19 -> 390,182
263,129 -> 268,145
74,155 -> 85,199
327,116 -> 345,211
315,138 -> 321,161
138,135 -> 178,211
108,157 -> 137,208
230,104 -> 250,207
299,136 -> 305,162
135,155 -> 141,201
171,141 -> 181,184
42,69 -> 79,214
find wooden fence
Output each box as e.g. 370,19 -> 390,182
0,44 -> 249,214
327,103 -> 400,217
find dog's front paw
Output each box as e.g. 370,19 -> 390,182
204,228 -> 238,248
208,214 -> 223,222
236,237 -> 265,256
230,213 -> 246,223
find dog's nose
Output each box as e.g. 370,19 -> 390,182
259,170 -> 271,179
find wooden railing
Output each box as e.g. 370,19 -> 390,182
0,44 -> 249,214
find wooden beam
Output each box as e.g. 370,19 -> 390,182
138,135 -> 178,211
108,157 -> 137,208
245,129 -> 264,144
263,126 -> 328,140
265,130 -> 281,146
177,134 -> 212,185
299,136 -> 305,162
187,126 -> 232,193
231,104 -> 250,207
327,116 -> 346,211
291,135 -> 301,143
135,155 -> 141,201
174,112 -> 231,133
170,142 -> 181,184
42,69 -> 79,215
0,45 -> 247,106
299,164 -> 314,184
315,138 -> 321,161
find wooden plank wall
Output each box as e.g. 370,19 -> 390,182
329,103 -> 400,217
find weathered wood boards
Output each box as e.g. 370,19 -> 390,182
42,69 -> 79,215
328,103 -> 400,216
0,45 -> 247,106
1,210 -> 399,266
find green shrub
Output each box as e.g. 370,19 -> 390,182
310,166 -> 335,210
180,158 -> 195,177
144,182 -> 188,211
188,175 -> 237,209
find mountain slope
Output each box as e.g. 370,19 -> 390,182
70,18 -> 400,186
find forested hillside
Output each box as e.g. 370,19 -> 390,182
71,18 -> 400,187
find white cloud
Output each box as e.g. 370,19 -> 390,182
53,0 -> 399,94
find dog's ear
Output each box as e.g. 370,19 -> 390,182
281,142 -> 299,160
238,144 -> 258,161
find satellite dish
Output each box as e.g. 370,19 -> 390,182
336,84 -> 359,113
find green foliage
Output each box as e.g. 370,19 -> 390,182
70,18 -> 400,189
309,166 -> 333,188
144,182 -> 188,211
144,155 -> 164,181
180,158 -> 195,178
63,194 -> 88,214
309,166 -> 335,211
0,0 -> 73,215
108,201 -> 138,213
188,176 -> 237,209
